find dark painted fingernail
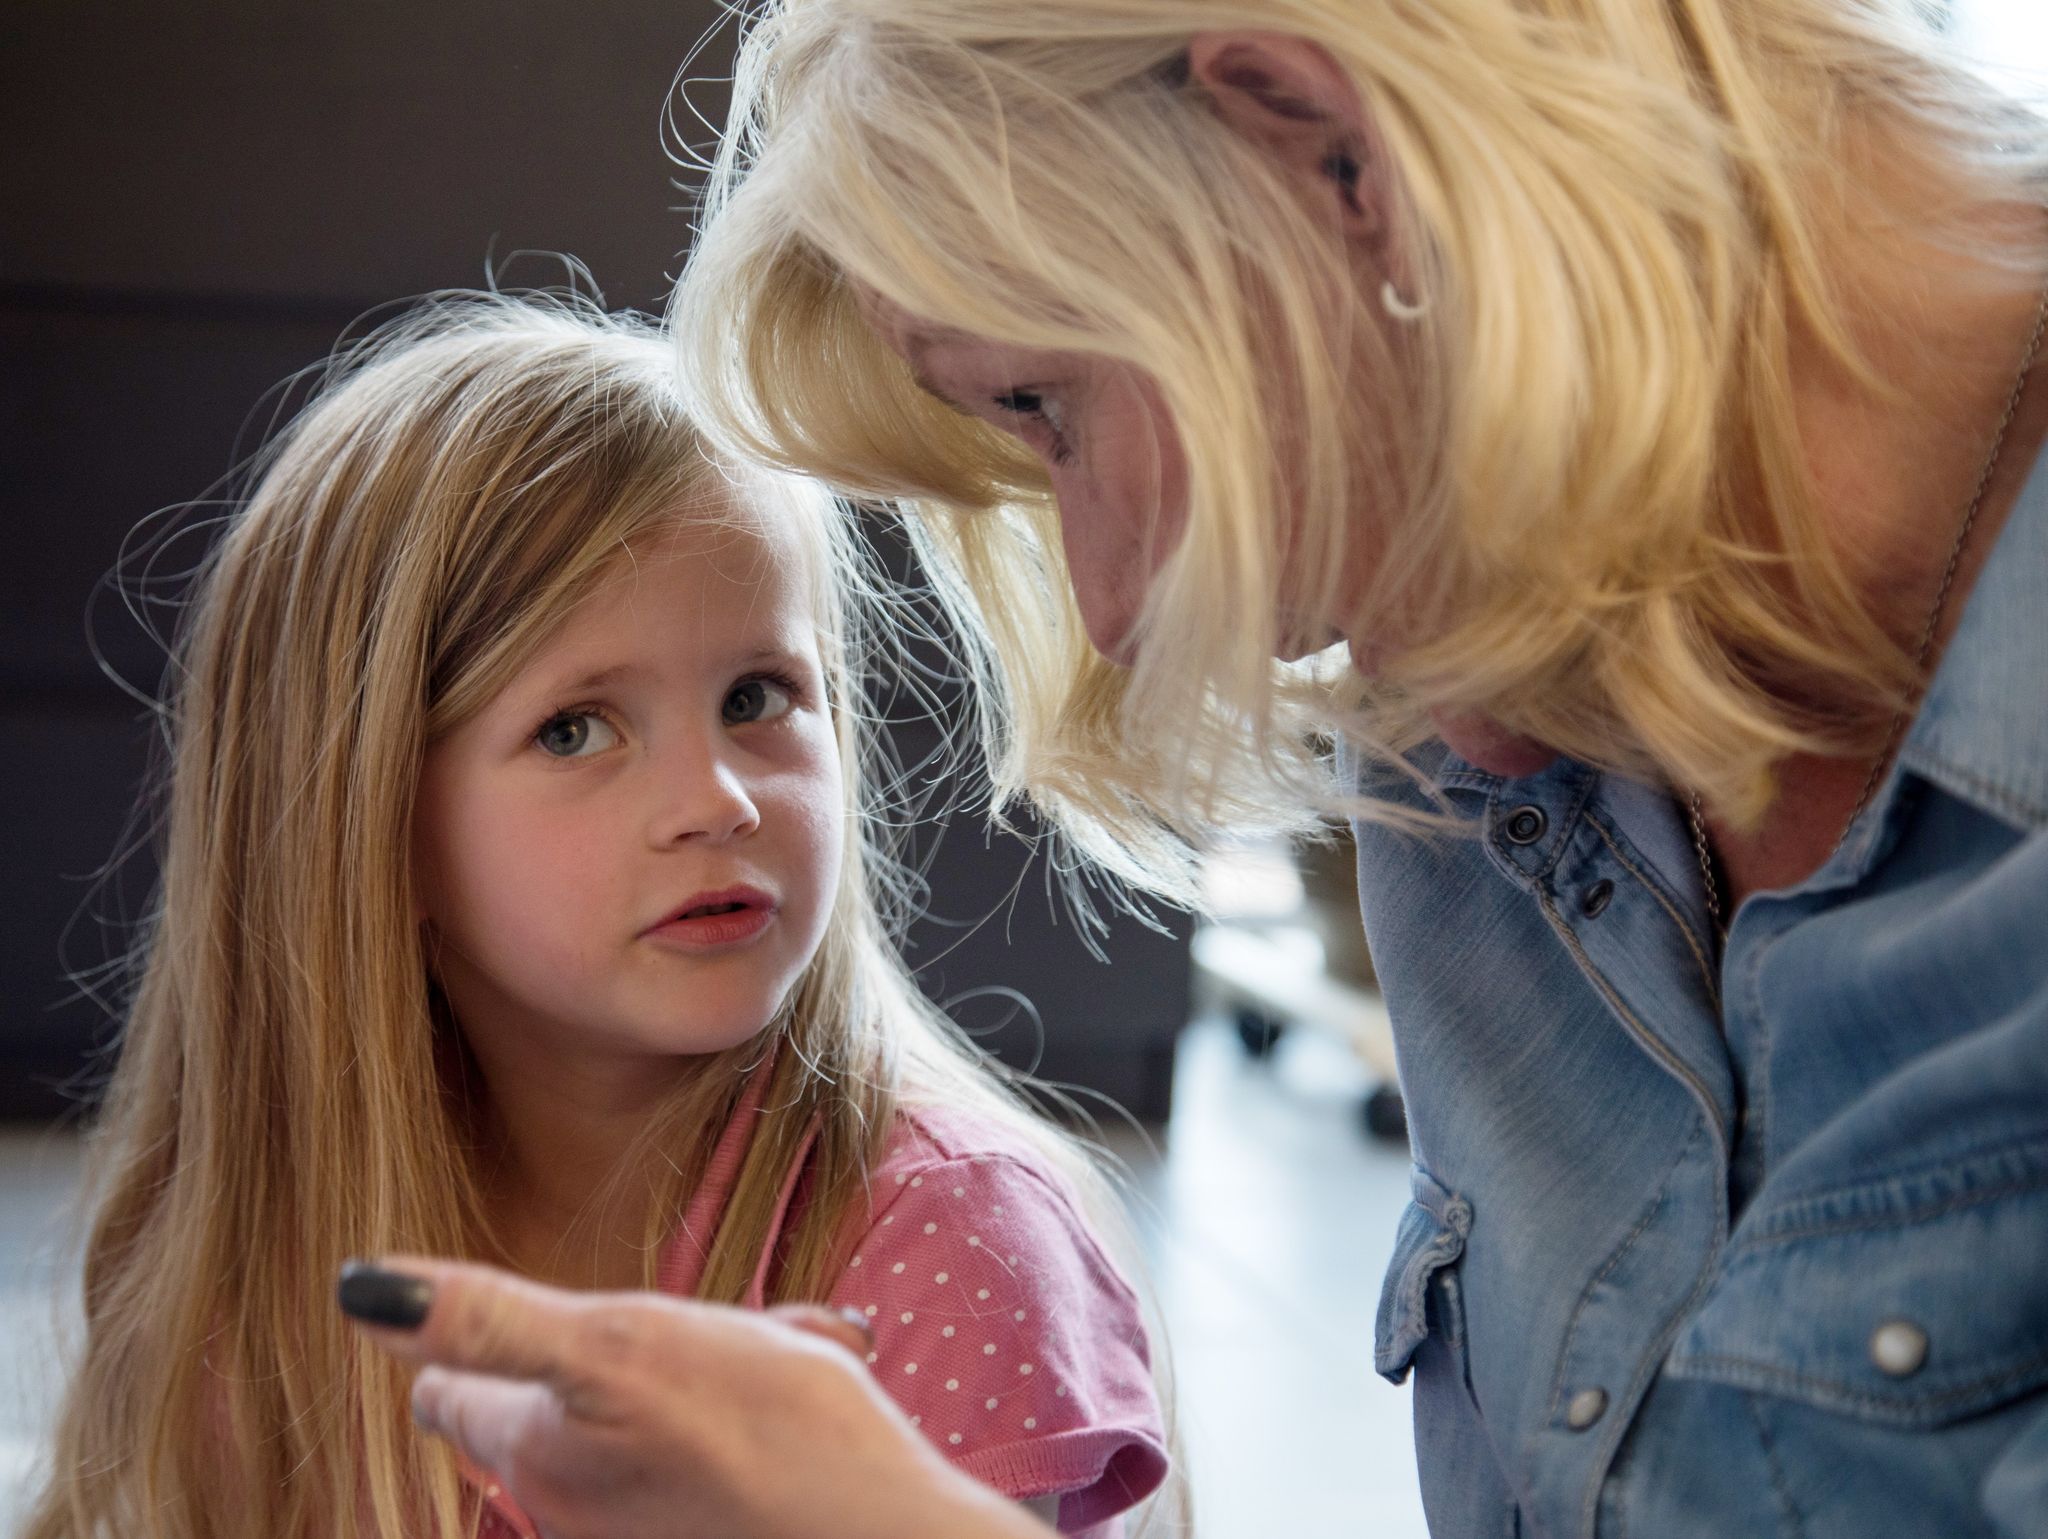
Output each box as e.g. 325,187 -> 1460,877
337,1260 -> 433,1330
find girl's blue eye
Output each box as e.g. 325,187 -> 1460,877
534,712 -> 619,758
724,678 -> 794,726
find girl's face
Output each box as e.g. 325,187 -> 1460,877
413,510 -> 845,1077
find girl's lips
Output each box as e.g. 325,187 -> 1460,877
644,905 -> 776,950
641,886 -> 778,951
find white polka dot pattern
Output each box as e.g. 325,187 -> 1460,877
475,1088 -> 1168,1539
822,1114 -> 1168,1531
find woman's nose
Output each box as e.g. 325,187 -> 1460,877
646,738 -> 761,846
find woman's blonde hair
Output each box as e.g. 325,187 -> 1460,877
674,0 -> 2048,891
27,292 -> 1166,1538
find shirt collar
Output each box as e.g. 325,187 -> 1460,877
1897,436 -> 2048,831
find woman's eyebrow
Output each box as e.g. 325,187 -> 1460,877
908,367 -> 977,415
898,331 -> 994,407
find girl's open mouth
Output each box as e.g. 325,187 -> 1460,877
643,887 -> 777,950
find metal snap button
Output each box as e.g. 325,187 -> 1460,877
1564,1387 -> 1608,1430
1503,806 -> 1548,845
1580,879 -> 1615,918
1869,1320 -> 1928,1378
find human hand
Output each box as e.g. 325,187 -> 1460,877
338,1258 -> 1056,1539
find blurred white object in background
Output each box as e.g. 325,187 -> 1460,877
1951,0 -> 2048,98
1193,836 -> 1407,1142
1198,838 -> 1307,923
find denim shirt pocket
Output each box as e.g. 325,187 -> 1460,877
1665,1148 -> 2048,1427
1376,1165 -> 1475,1385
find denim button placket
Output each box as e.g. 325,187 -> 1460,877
1504,805 -> 1548,846
1564,1387 -> 1608,1430
1580,879 -> 1615,918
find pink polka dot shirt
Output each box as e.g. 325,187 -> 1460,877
473,1067 -> 1168,1537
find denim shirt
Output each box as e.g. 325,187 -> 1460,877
1348,444 -> 2048,1539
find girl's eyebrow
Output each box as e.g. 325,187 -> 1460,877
539,662 -> 635,698
525,644 -> 812,706
726,643 -> 816,677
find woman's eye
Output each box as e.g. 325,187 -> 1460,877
723,678 -> 794,726
534,712 -> 620,758
993,388 -> 1046,417
990,388 -> 1073,465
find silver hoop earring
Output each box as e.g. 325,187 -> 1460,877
1380,279 -> 1430,323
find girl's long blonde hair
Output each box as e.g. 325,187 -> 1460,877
27,292 -> 1160,1538
674,0 -> 2048,894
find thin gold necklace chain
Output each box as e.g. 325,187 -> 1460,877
1688,274 -> 2048,936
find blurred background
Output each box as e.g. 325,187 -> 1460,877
3,2 -> 2043,1534
0,0 -> 1194,1129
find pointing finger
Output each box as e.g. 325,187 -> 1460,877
340,1257 -> 596,1396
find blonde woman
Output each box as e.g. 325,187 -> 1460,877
359,3 -> 2048,1537
29,294 -> 1171,1538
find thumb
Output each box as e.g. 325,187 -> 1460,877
768,1302 -> 875,1362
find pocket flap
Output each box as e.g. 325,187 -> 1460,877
1667,1152 -> 2048,1428
1375,1165 -> 1473,1385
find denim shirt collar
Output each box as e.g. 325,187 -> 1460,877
1897,436 -> 2048,832
1425,438 -> 2048,838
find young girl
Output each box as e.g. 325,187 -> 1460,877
26,294 -> 1169,1539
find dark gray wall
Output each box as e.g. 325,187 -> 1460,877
1,1 -> 1186,1121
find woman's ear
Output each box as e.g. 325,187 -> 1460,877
1186,31 -> 1387,244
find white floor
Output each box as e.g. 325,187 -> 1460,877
0,1121 -> 83,1532
1121,1016 -> 1425,1539
0,1015 -> 1424,1538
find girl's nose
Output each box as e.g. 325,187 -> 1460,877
647,742 -> 761,847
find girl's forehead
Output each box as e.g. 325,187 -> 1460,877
520,522 -> 821,676
597,497 -> 829,629
620,493 -> 815,581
